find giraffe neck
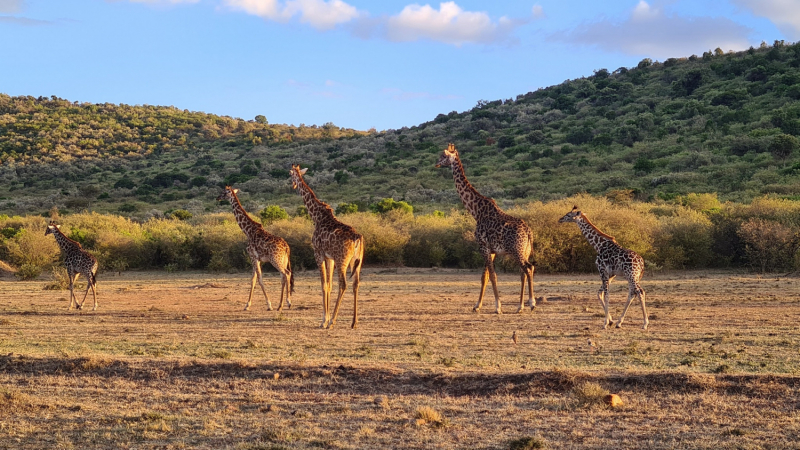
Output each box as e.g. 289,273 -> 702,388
52,227 -> 82,255
295,176 -> 335,227
450,156 -> 496,221
577,214 -> 617,252
227,193 -> 262,238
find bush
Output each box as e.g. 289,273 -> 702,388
335,203 -> 358,215
372,198 -> 413,215
738,218 -> 799,272
15,263 -> 42,280
169,209 -> 193,221
652,208 -> 714,269
259,205 -> 289,225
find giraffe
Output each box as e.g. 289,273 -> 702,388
45,222 -> 99,311
290,165 -> 364,329
558,206 -> 648,330
436,143 -> 535,314
217,186 -> 294,311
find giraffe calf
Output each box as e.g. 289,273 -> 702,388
559,206 -> 648,330
45,222 -> 99,311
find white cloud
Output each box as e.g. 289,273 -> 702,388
531,4 -> 544,20
732,0 -> 800,40
385,2 -> 518,46
553,1 -> 752,59
0,0 -> 23,14
223,0 -> 361,30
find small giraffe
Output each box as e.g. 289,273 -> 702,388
45,222 -> 99,311
436,143 -> 535,314
290,165 -> 364,329
558,206 -> 648,330
217,186 -> 294,311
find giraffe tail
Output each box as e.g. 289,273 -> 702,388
349,236 -> 364,279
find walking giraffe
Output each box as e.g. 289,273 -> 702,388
45,222 -> 99,311
558,206 -> 648,330
217,186 -> 294,311
290,165 -> 364,329
436,143 -> 535,314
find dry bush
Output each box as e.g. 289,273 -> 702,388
403,211 -> 480,268
2,226 -> 59,271
513,195 -> 657,272
738,218 -> 800,272
652,207 -> 714,269
340,211 -> 410,265
571,381 -> 610,408
414,406 -> 447,427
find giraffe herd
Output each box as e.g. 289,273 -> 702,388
46,144 -> 649,330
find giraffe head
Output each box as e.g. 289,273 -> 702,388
290,165 -> 308,190
216,186 -> 239,203
558,206 -> 583,223
45,221 -> 61,236
435,143 -> 459,168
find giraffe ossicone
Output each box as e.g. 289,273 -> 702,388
558,206 -> 649,330
217,186 -> 294,311
290,165 -> 364,329
45,221 -> 99,311
436,143 -> 535,314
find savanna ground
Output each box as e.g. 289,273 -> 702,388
2,268 -> 800,449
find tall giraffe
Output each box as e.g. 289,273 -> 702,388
436,143 -> 535,314
558,206 -> 648,330
217,186 -> 294,311
290,165 -> 364,329
45,222 -> 99,311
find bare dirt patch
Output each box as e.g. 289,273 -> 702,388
2,269 -> 800,449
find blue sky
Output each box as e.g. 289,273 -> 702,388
1,0 -> 797,131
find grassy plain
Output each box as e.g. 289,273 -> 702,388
2,269 -> 800,449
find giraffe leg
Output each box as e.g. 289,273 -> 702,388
328,265 -> 348,329
244,263 -> 259,311
351,264 -> 360,329
318,259 -> 331,328
615,283 -> 638,329
516,269 -> 526,314
276,269 -> 288,312
78,273 -> 93,310
598,275 -> 612,329
638,286 -> 648,330
89,275 -> 98,311
68,272 -> 77,310
486,255 -> 502,314
255,261 -> 273,311
474,267 -> 489,312
73,273 -> 83,310
528,264 -> 536,310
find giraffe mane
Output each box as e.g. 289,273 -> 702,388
580,213 -> 617,243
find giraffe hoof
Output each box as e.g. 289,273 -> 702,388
495,310 -> 503,315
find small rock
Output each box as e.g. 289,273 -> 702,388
604,394 -> 623,408
273,372 -> 280,380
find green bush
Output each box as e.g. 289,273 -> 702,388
259,205 -> 289,225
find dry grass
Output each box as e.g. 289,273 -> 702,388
2,269 -> 800,449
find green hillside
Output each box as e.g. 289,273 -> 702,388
3,41 -> 800,217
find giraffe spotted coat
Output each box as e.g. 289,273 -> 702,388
436,143 -> 535,314
291,165 -> 364,329
217,186 -> 294,311
45,222 -> 99,311
559,206 -> 648,329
